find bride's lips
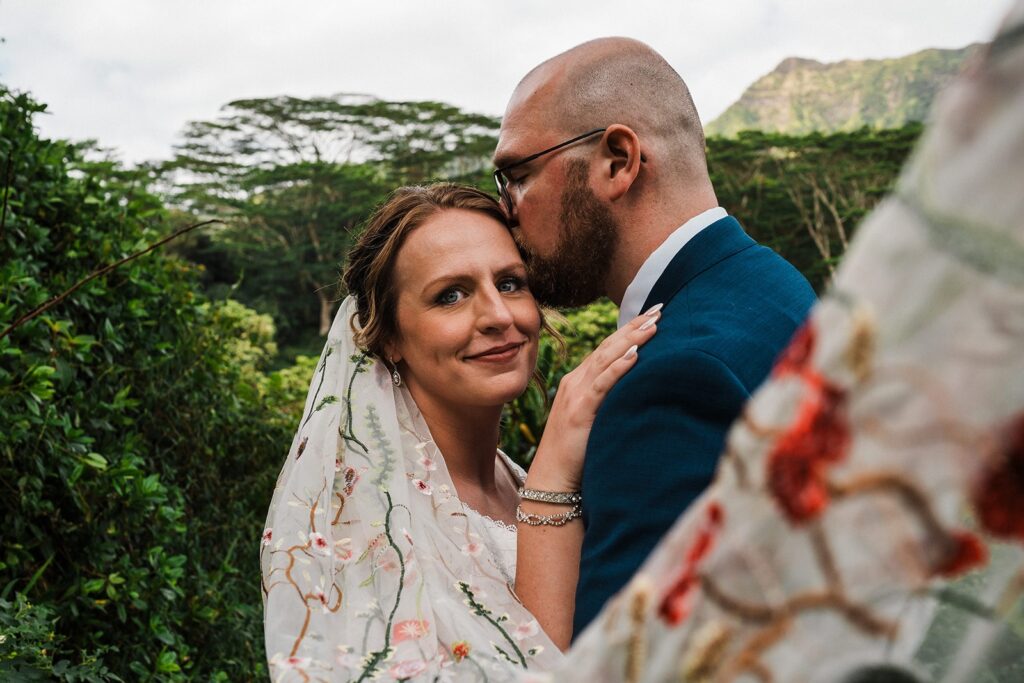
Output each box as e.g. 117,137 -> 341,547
464,341 -> 526,363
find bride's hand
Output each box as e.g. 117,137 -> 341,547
526,305 -> 661,491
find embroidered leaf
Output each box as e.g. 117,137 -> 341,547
314,395 -> 339,411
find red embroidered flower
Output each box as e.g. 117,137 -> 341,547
451,641 -> 470,662
773,321 -> 815,378
767,382 -> 850,524
309,531 -> 331,556
659,502 -> 724,625
934,530 -> 987,577
974,413 -> 1024,542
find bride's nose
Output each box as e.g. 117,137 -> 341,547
475,286 -> 515,331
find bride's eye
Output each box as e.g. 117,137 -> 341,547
436,287 -> 465,306
497,276 -> 526,293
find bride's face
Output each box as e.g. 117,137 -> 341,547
388,208 -> 541,412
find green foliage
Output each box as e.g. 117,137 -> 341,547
501,302 -> 618,467
0,594 -> 120,681
707,125 -> 921,288
263,354 -> 320,427
1,87 -> 289,679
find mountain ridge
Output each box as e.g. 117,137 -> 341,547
706,44 -> 982,137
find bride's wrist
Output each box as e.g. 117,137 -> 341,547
524,457 -> 581,494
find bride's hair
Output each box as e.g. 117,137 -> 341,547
343,183 -> 546,360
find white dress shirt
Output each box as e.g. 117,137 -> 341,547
617,207 -> 728,327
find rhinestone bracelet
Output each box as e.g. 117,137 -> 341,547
515,504 -> 582,527
518,487 -> 582,505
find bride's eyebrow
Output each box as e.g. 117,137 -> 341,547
420,262 -> 526,293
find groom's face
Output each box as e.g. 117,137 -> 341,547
515,159 -> 619,308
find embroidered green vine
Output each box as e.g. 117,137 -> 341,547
457,582 -> 527,668
300,346 -> 333,429
354,490 -> 406,682
341,352 -> 370,453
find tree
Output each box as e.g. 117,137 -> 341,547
163,95 -> 500,347
708,126 -> 921,289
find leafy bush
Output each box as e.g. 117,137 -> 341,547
502,301 -> 618,466
0,594 -> 119,681
0,87 -> 289,679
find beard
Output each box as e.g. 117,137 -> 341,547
518,160 -> 619,308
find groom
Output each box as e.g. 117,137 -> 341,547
494,38 -> 816,636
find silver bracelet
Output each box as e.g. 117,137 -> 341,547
518,487 -> 582,505
516,504 -> 582,527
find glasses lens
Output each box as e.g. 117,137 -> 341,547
494,171 -> 510,209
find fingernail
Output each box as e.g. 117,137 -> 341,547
639,317 -> 657,331
622,344 -> 638,360
643,303 -> 663,316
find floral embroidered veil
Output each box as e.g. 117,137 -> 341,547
261,296 -> 560,681
263,4 -> 1024,680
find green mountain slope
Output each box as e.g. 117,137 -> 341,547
706,44 -> 980,137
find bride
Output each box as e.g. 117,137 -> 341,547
261,183 -> 657,680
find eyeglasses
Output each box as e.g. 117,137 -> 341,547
493,128 -> 607,211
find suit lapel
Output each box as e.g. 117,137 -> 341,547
641,216 -> 756,313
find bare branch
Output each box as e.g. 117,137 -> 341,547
0,219 -> 221,341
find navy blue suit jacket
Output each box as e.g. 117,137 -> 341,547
572,216 -> 816,635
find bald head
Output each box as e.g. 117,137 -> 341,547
503,38 -> 707,180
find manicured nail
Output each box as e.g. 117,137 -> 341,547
643,303 -> 663,316
639,317 -> 657,331
622,344 -> 638,360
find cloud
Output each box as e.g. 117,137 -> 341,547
0,0 -> 1011,163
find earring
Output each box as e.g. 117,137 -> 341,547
390,356 -> 402,387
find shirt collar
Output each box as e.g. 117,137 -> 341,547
617,207 -> 728,328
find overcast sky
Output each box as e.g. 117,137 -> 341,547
0,0 -> 1012,164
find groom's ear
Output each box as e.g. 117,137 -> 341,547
597,125 -> 643,202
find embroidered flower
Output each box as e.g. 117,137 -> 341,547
402,528 -> 414,546
934,530 -> 987,577
451,641 -> 470,662
334,537 -> 354,563
335,457 -> 342,472
412,478 -> 433,495
336,649 -> 362,669
312,587 -> 328,612
773,321 -> 815,378
309,531 -> 330,556
277,655 -> 311,669
392,619 -> 430,643
388,658 -> 428,679
341,465 -> 360,496
296,436 -> 309,459
419,454 -> 438,471
461,541 -> 483,557
974,413 -> 1024,542
767,383 -> 850,523
659,502 -> 724,625
261,528 -> 273,547
376,554 -> 400,572
513,619 -> 539,641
